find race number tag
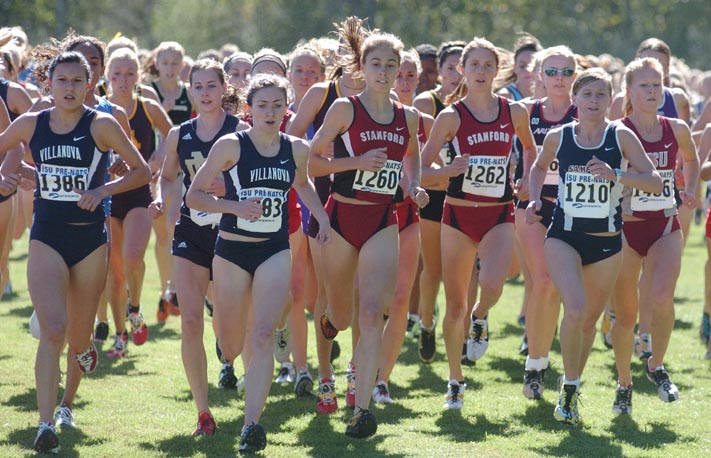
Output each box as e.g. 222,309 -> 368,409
237,187 -> 286,233
352,160 -> 402,195
439,146 -> 455,166
542,145 -> 559,185
38,164 -> 88,201
190,208 -> 221,226
563,171 -> 610,218
631,169 -> 674,211
462,155 -> 508,198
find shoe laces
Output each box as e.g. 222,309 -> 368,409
129,311 -> 144,328
112,334 -> 126,349
562,385 -> 580,411
76,347 -> 95,367
615,386 -> 632,408
319,380 -> 335,398
278,366 -> 289,378
524,370 -> 541,386
472,321 -> 485,342
652,369 -> 673,392
448,383 -> 461,403
376,383 -> 389,398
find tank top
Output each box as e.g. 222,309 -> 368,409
530,101 -> 578,198
446,97 -> 515,203
29,108 -> 108,223
220,131 -> 296,239
552,122 -> 626,233
151,81 -> 193,125
657,87 -> 679,119
621,116 -> 678,219
311,81 -> 341,204
116,97 -> 155,198
0,79 -> 20,120
178,115 -> 240,225
331,96 -> 410,204
503,84 -> 524,101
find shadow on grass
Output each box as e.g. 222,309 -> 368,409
145,325 -> 181,340
138,416 -> 243,457
1,290 -> 19,301
673,317 -> 693,330
1,423 -> 107,457
9,252 -> 27,262
530,427 -> 624,457
434,411 -> 510,443
608,416 -> 682,449
486,354 -> 527,384
2,304 -> 33,318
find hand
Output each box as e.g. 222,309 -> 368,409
19,176 -> 35,191
108,157 -> 129,176
514,177 -> 530,202
525,200 -> 542,225
587,156 -> 615,181
234,197 -> 262,221
358,148 -> 388,172
409,185 -> 429,208
445,154 -> 470,177
0,173 -> 20,196
148,199 -> 164,219
315,219 -> 332,246
74,187 -> 105,212
679,189 -> 699,209
19,162 -> 36,181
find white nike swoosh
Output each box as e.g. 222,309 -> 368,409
605,147 -> 615,151
602,248 -> 612,252
280,159 -> 289,164
73,136 -> 86,141
396,127 -> 406,132
500,123 -> 510,129
664,143 -> 673,149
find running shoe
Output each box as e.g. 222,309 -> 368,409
418,325 -> 436,364
128,307 -> 149,345
443,379 -> 466,409
330,339 -> 341,362
636,332 -> 652,360
316,378 -> 338,414
346,361 -> 356,409
218,363 -> 238,389
612,384 -> 633,415
167,291 -> 180,316
275,362 -> 295,384
372,382 -> 393,404
320,313 -> 339,340
701,313 -> 711,344
523,369 -> 546,400
94,321 -> 109,343
75,343 -> 98,373
156,296 -> 169,323
466,315 -> 489,362
553,383 -> 581,425
600,309 -> 615,349
192,411 -> 216,436
345,408 -> 378,438
107,331 -> 128,359
239,423 -> 266,453
646,365 -> 679,402
54,405 -> 75,428
294,368 -> 314,396
517,315 -> 526,327
273,326 -> 291,363
519,335 -> 529,356
461,343 -> 475,367
34,422 -> 59,454
406,314 -> 420,339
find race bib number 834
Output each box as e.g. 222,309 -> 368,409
237,187 -> 285,233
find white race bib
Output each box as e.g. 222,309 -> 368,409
236,187 -> 286,233
543,144 -> 559,185
189,208 -> 221,226
38,164 -> 88,201
462,155 -> 508,198
563,171 -> 611,218
439,146 -> 455,166
630,169 -> 674,211
352,160 -> 402,195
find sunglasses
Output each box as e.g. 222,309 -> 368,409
543,67 -> 575,77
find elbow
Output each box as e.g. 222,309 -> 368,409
185,188 -> 197,209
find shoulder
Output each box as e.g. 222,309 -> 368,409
403,105 -> 420,123
667,116 -> 692,137
508,99 -> 529,117
286,135 -> 310,155
29,97 -> 53,112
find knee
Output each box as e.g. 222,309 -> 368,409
180,311 -> 204,339
562,303 -> 586,328
444,301 -> 467,323
123,249 -> 145,270
478,277 -> 504,301
615,306 -> 637,330
358,305 -> 384,332
250,322 -> 274,351
41,321 -> 66,346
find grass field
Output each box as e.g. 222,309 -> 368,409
1,223 -> 711,457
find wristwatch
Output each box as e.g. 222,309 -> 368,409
614,168 -> 622,182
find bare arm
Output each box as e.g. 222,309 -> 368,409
510,101 -> 536,201
606,126 -> 663,194
290,138 -> 330,245
148,127 -> 181,218
671,118 -> 699,206
527,128 -> 560,223
286,84 -> 327,138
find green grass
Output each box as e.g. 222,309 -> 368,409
2,224 -> 711,457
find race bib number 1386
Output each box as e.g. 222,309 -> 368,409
39,164 -> 88,201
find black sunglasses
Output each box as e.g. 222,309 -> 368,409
543,67 -> 575,77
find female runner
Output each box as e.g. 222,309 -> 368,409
105,48 -> 172,357
286,16 -> 369,414
311,33 -> 427,436
514,46 -> 578,400
526,68 -> 662,425
186,73 -> 329,453
149,58 -> 247,435
0,51 -> 150,453
420,38 -> 535,408
610,58 -> 698,413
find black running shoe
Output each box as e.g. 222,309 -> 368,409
34,423 -> 59,454
523,368 -> 546,400
345,409 -> 377,438
330,340 -> 341,363
218,363 -> 238,389
418,326 -> 436,363
94,321 -> 109,343
239,423 -> 266,453
461,343 -> 475,366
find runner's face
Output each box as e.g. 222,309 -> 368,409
440,53 -> 462,93
514,50 -> 535,95
156,50 -> 183,81
627,66 -> 663,113
228,59 -> 251,89
289,55 -> 323,99
190,69 -> 226,114
574,79 -> 611,120
395,60 -> 419,103
462,48 -> 498,93
638,49 -> 670,79
540,55 -> 576,98
73,43 -> 102,91
249,86 -> 286,130
418,56 -> 438,93
362,45 -> 400,93
50,62 -> 89,109
108,57 -> 139,95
